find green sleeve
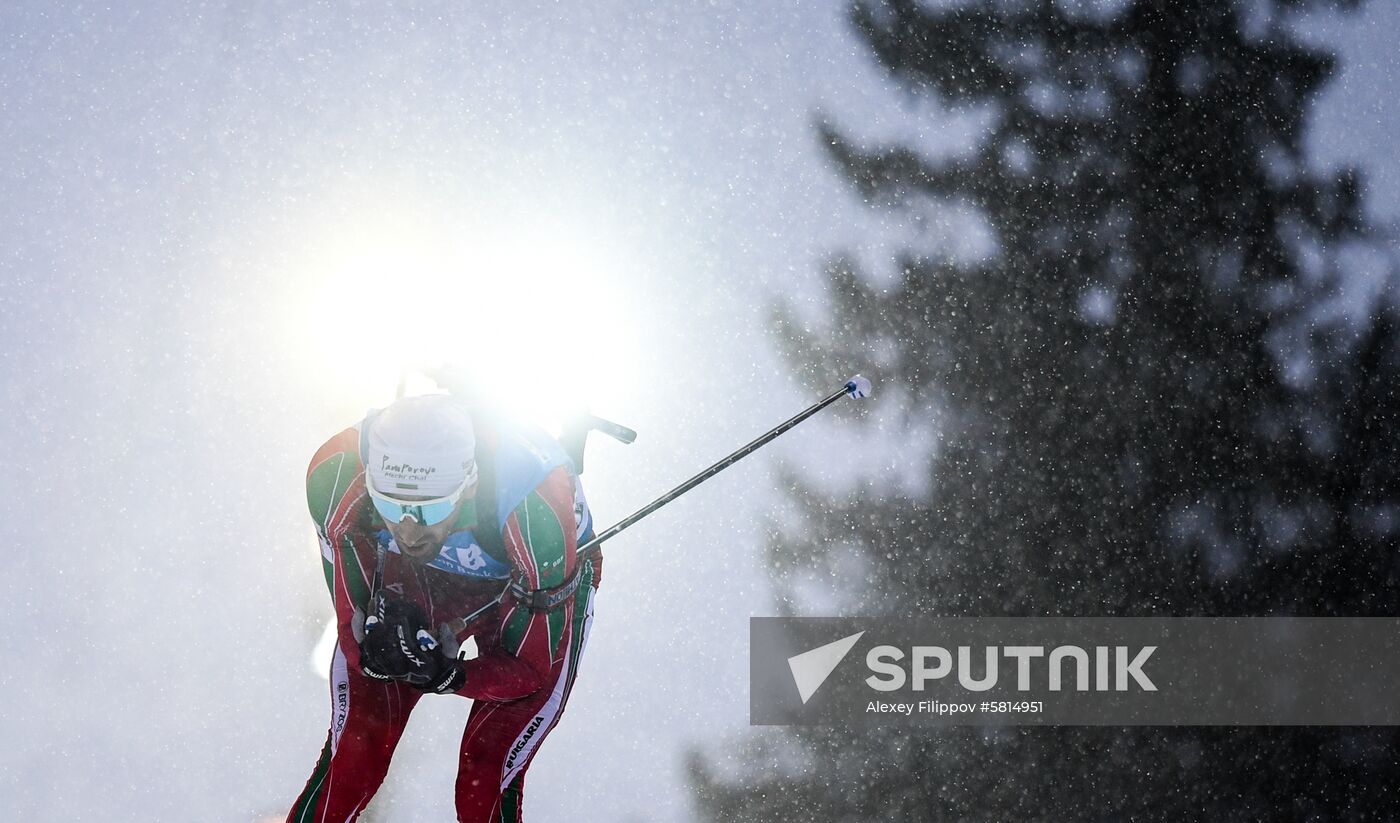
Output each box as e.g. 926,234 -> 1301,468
514,488 -> 570,589
499,487 -> 573,655
307,450 -> 357,597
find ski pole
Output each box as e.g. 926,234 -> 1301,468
576,374 -> 872,559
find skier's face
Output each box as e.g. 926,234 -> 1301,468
381,483 -> 477,564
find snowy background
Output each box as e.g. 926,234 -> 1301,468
2,2 -> 1397,820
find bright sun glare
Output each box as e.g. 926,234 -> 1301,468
298,211 -> 639,424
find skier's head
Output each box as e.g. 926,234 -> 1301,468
364,394 -> 478,563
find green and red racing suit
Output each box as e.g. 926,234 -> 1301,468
288,414 -> 601,823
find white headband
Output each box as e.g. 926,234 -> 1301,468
365,394 -> 477,499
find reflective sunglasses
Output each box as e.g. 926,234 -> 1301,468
365,474 -> 470,527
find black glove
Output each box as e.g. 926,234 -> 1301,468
359,592 -> 464,693
412,658 -> 466,694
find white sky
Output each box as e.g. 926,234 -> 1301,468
1,1 -> 1395,821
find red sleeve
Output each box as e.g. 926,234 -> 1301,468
456,467 -> 579,701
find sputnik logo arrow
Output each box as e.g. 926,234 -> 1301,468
787,631 -> 865,704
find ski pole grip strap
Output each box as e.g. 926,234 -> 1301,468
508,566 -> 583,613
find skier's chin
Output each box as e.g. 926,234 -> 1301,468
401,542 -> 442,564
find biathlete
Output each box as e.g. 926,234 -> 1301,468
288,393 -> 600,822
